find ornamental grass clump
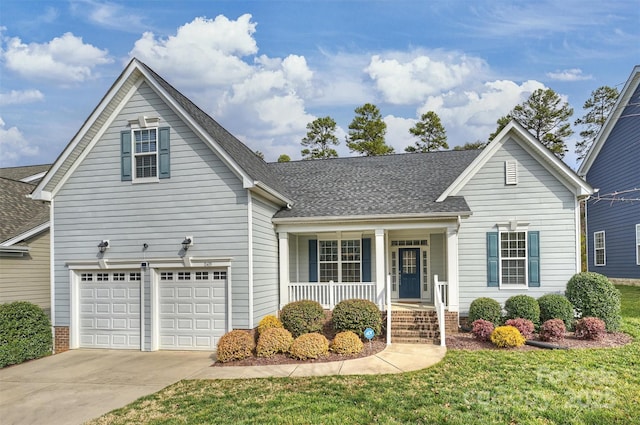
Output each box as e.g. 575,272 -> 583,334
574,317 -> 606,340
504,295 -> 540,325
471,319 -> 494,342
504,318 -> 535,339
256,327 -> 293,358
332,299 -> 382,338
330,331 -> 364,355
539,319 -> 566,342
257,315 -> 283,336
216,330 -> 255,363
280,300 -> 325,337
490,325 -> 526,348
566,272 -> 621,331
289,333 -> 329,360
537,294 -> 575,330
468,297 -> 502,325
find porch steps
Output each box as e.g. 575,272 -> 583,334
384,310 -> 441,344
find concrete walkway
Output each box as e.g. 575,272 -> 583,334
0,344 -> 446,425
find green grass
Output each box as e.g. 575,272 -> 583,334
90,286 -> 640,425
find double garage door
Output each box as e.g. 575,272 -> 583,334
79,269 -> 226,350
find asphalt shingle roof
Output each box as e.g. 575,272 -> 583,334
0,170 -> 50,243
269,150 -> 481,219
0,164 -> 50,183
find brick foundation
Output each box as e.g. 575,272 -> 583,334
54,326 -> 69,353
444,311 -> 459,334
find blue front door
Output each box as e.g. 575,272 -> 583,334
399,248 -> 420,298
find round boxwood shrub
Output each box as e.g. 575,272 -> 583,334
504,318 -> 535,339
468,297 -> 502,325
538,294 -> 575,330
256,327 -> 293,358
566,272 -> 621,331
471,319 -> 494,342
574,317 -> 606,340
257,315 -> 283,336
216,330 -> 255,363
280,300 -> 324,338
0,301 -> 52,368
289,333 -> 329,360
332,299 -> 382,338
539,319 -> 566,342
504,295 -> 540,325
490,325 -> 526,348
330,331 -> 364,355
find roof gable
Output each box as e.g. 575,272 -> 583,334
578,65 -> 640,176
437,120 -> 592,201
0,176 -> 49,245
32,58 -> 290,204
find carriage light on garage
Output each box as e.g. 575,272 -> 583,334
182,236 -> 193,251
98,240 -> 109,253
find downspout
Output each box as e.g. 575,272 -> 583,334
247,191 -> 254,328
49,199 -> 56,351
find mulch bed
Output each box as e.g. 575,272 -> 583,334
446,331 -> 633,350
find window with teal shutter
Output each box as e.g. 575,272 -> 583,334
309,239 -> 318,282
362,238 -> 371,282
486,232 -> 499,287
121,131 -> 132,181
528,231 -> 540,287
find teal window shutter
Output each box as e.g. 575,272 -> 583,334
487,232 -> 499,287
121,131 -> 132,181
158,127 -> 170,179
362,238 -> 372,282
309,239 -> 318,282
528,231 -> 540,287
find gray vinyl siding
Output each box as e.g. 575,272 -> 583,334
457,137 -> 579,313
53,81 -> 250,332
292,235 -> 311,282
429,232 -> 447,282
251,195 -> 280,323
0,230 -> 51,317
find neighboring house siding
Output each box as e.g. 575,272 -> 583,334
251,195 -> 280,323
457,137 -> 579,313
53,81 -> 250,330
585,84 -> 640,279
0,230 -> 50,316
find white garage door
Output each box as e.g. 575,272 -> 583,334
79,271 -> 141,349
159,270 -> 226,350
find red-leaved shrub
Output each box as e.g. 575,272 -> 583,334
539,319 -> 566,342
504,318 -> 535,339
471,319 -> 494,342
574,317 -> 606,340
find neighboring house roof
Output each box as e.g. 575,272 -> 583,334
0,164 -> 50,184
0,174 -> 50,246
578,65 -> 640,176
271,150 -> 481,220
32,58 -> 291,204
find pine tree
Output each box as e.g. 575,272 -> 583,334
301,116 -> 339,159
346,103 -> 394,156
574,86 -> 619,161
405,111 -> 448,153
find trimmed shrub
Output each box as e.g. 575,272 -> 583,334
257,315 -> 283,336
504,318 -> 535,339
471,319 -> 494,342
538,294 -> 575,330
280,300 -> 324,338
574,317 -> 606,340
332,299 -> 382,338
289,333 -> 329,360
330,331 -> 364,355
0,301 -> 52,368
468,297 -> 502,325
216,330 -> 255,363
490,325 -> 526,348
539,319 -> 566,342
504,295 -> 540,325
566,272 -> 621,331
256,327 -> 293,358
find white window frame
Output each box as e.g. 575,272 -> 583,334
636,224 -> 640,266
499,230 -> 528,287
132,127 -> 159,183
317,238 -> 361,283
594,231 -> 606,266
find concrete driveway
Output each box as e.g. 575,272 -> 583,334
0,349 -> 214,425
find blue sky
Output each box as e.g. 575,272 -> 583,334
1,0 -> 638,169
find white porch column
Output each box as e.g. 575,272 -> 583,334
278,232 -> 289,309
446,227 -> 460,312
375,229 -> 386,308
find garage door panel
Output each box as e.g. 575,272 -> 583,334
195,304 -> 210,314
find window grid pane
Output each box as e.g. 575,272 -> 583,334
341,262 -> 360,282
500,231 -> 527,285
341,240 -> 360,262
135,129 -> 157,153
135,155 -> 157,178
320,263 -> 338,282
594,231 -> 605,266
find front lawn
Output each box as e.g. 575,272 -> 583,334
90,286 -> 640,425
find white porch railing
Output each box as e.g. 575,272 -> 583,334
288,281 -> 377,309
434,274 -> 446,347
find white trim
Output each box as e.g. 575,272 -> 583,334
247,190 -> 254,328
66,257 -> 232,270
375,229 -> 386,308
498,230 -> 529,288
437,120 -> 592,202
273,212 -> 471,226
276,218 -> 460,234
505,160 -> 518,185
131,126 -> 160,183
1,221 -> 49,246
594,230 -> 606,266
20,171 -> 47,183
50,199 -> 55,331
636,224 -> 640,266
446,227 -> 459,312
578,65 -> 640,176
150,268 -> 159,351
140,267 -> 145,351
575,198 -> 583,273
278,232 -> 289,309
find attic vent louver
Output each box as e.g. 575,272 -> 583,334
505,160 -> 518,185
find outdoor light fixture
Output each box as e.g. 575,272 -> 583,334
98,240 -> 109,253
182,236 -> 193,251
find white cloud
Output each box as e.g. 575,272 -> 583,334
384,115 -> 417,153
546,68 -> 593,81
2,32 -> 112,83
0,118 -> 39,165
70,0 -> 147,32
365,50 -> 488,104
0,90 -> 44,106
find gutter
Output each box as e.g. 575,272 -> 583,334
272,211 -> 473,224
